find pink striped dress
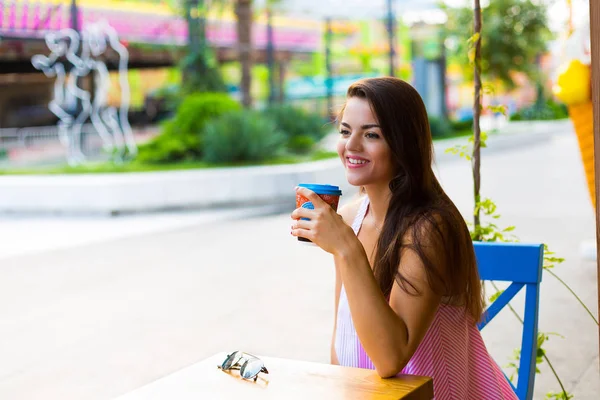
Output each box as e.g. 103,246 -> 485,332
335,196 -> 518,400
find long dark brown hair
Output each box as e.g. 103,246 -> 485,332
340,77 -> 484,322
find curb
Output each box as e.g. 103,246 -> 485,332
0,158 -> 352,216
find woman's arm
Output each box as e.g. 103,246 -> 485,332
331,265 -> 342,365
330,198 -> 363,365
336,238 -> 442,378
290,188 -> 442,376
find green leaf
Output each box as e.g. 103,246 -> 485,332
487,104 -> 508,116
489,290 -> 504,303
482,83 -> 496,95
504,348 -> 521,385
545,391 -> 574,399
468,47 -> 476,64
480,131 -> 489,148
467,32 -> 481,46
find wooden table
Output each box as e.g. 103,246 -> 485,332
115,352 -> 433,400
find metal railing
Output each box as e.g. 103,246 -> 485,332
0,124 -> 107,167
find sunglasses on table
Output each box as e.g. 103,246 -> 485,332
218,351 -> 269,382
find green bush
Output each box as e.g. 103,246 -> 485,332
428,116 -> 453,138
145,84 -> 181,122
288,135 -> 316,154
510,99 -> 569,121
449,119 -> 473,132
203,110 -> 287,164
264,105 -> 330,152
136,92 -> 241,164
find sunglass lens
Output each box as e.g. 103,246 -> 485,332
240,359 -> 264,380
221,351 -> 241,370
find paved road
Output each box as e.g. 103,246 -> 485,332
0,125 -> 598,399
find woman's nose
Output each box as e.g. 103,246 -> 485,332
345,132 -> 362,152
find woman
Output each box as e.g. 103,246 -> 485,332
291,77 -> 517,399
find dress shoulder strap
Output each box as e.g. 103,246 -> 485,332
350,196 -> 370,235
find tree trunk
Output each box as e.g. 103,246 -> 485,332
185,0 -> 200,80
472,0 -> 482,236
386,0 -> 395,76
266,7 -> 276,105
325,17 -> 333,121
235,0 -> 253,108
278,61 -> 286,103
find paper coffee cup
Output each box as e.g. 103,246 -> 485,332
295,184 -> 342,243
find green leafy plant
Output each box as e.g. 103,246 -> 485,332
263,105 -> 330,153
202,109 -> 286,164
144,84 -> 182,122
443,0 -> 553,90
510,99 -> 569,121
136,92 -> 241,164
288,135 -> 316,154
428,116 -> 453,138
450,119 -> 474,132
180,49 -> 228,95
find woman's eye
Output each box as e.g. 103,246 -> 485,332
366,132 -> 380,139
339,129 -> 350,136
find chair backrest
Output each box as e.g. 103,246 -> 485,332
473,241 -> 544,400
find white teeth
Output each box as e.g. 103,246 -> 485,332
348,158 -> 367,164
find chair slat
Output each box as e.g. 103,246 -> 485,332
475,242 -> 544,283
477,282 -> 524,330
516,283 -> 541,400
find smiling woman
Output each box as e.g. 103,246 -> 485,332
291,77 -> 517,399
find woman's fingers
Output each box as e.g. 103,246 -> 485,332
292,219 -> 312,230
291,228 -> 313,240
291,206 -> 316,221
295,186 -> 327,208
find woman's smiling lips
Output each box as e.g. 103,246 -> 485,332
346,155 -> 370,168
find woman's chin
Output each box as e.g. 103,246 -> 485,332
345,172 -> 367,187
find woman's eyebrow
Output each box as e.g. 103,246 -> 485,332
340,122 -> 381,129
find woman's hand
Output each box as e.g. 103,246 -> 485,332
291,187 -> 357,256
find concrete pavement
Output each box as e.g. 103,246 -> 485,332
0,121 -> 598,399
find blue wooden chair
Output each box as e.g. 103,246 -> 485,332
473,241 -> 544,400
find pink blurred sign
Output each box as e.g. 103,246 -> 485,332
0,1 -> 320,52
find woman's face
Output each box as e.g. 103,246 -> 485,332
336,97 -> 395,188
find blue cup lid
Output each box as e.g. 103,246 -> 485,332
298,183 -> 342,196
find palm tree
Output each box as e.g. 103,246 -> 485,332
233,0 -> 282,108
234,0 -> 253,107
187,0 -> 279,107
182,0 -> 227,93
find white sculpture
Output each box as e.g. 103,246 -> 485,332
32,29 -> 89,165
32,20 -> 137,165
